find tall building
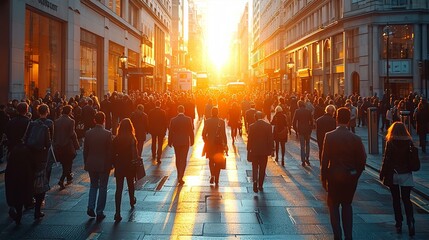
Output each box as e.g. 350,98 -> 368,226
236,3 -> 250,85
251,0 -> 429,98
0,0 -> 172,103
187,0 -> 206,73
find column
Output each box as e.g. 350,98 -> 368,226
414,24 -> 422,93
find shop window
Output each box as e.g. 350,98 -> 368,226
80,30 -> 102,97
382,25 -> 414,59
25,9 -> 63,99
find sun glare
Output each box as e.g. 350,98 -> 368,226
202,0 -> 247,70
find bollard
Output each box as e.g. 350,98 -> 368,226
400,110 -> 412,134
368,107 -> 379,154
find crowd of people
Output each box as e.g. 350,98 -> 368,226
0,88 -> 428,238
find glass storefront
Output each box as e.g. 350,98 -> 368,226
108,42 -> 124,93
80,29 -> 102,97
25,9 -> 63,99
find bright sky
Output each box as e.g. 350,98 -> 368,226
194,0 -> 248,70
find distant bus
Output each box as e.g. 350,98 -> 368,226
196,72 -> 209,90
226,81 -> 246,93
177,70 -> 196,91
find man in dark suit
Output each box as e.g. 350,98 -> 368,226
148,100 -> 168,163
245,102 -> 257,132
81,98 -> 96,132
53,105 -> 79,189
168,105 -> 194,185
321,107 -> 366,240
315,104 -> 336,162
202,107 -> 227,187
292,100 -> 313,166
83,112 -> 112,221
247,111 -> 273,193
131,104 -> 149,157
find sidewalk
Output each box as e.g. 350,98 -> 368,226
311,125 -> 429,201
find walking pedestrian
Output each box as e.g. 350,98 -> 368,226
5,102 -> 32,224
321,107 -> 367,240
112,118 -> 139,222
202,107 -> 228,187
292,100 -> 313,166
248,111 -> 274,193
379,122 -> 416,236
168,105 -> 194,185
130,104 -> 149,157
148,100 -> 167,163
413,98 -> 429,153
270,106 -> 288,166
83,112 -> 112,221
228,102 -> 241,145
53,105 -> 80,190
315,104 -> 336,162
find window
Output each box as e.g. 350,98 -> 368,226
108,0 -> 122,16
346,28 -> 359,63
129,1 -> 138,28
382,25 -> 414,59
333,33 -> 344,60
25,9 -> 63,99
80,29 -> 102,96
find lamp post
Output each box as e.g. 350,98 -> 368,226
383,25 -> 394,96
287,58 -> 295,93
119,53 -> 128,93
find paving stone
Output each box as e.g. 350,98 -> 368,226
203,223 -> 262,235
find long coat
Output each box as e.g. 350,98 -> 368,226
316,113 -> 336,149
112,135 -> 138,178
248,119 -> 274,161
292,107 -> 313,136
148,107 -> 168,136
131,110 -> 149,142
321,126 -> 366,203
270,112 -> 288,142
83,125 -> 113,173
202,117 -> 227,158
168,114 -> 194,147
53,114 -> 79,163
414,106 -> 429,135
5,115 -> 33,206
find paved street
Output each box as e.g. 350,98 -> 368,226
1,120 -> 429,239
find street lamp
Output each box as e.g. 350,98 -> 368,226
287,58 -> 295,93
383,25 -> 394,96
119,53 -> 128,93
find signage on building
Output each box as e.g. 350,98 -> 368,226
128,67 -> 154,76
38,0 -> 58,11
297,68 -> 312,78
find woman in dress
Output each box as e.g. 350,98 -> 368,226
379,122 -> 415,236
270,106 -> 288,166
112,118 -> 138,222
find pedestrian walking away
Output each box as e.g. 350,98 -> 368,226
83,111 -> 112,222
321,107 -> 367,240
315,104 -> 336,163
168,105 -> 194,185
248,111 -> 274,193
148,100 -> 167,163
380,122 -> 417,236
292,100 -> 313,166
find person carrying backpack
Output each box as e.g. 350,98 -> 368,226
28,104 -> 53,220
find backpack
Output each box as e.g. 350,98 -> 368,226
26,119 -> 50,151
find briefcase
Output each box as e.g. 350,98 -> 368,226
132,157 -> 146,181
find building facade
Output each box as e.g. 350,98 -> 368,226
251,0 -> 429,98
0,0 -> 172,104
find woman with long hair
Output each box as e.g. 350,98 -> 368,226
270,106 -> 288,166
112,118 -> 138,222
380,122 -> 415,236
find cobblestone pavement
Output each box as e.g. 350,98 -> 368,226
1,120 -> 429,239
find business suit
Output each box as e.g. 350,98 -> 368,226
131,110 -> 149,156
168,113 -> 194,184
202,117 -> 227,185
148,107 -> 167,161
321,126 -> 366,240
84,124 -> 112,216
247,119 -> 273,191
53,114 -> 79,185
245,108 -> 257,132
315,113 -> 336,162
292,106 -> 313,164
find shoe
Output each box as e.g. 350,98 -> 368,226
87,208 -> 96,218
114,213 -> 122,222
96,213 -> 106,221
66,180 -> 73,185
34,211 -> 45,220
253,182 -> 258,193
209,176 -> 214,184
275,157 -> 278,162
301,162 -> 306,167
178,179 -> 185,185
306,160 -> 311,166
258,186 -> 264,191
157,159 -> 162,164
408,221 -> 415,236
281,159 -> 285,166
58,181 -> 65,190
130,197 -> 137,208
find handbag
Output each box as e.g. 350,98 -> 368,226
215,154 -> 226,169
131,140 -> 146,181
34,170 -> 50,193
409,141 -> 420,171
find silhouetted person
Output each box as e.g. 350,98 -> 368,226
315,104 -> 336,162
148,101 -> 167,163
